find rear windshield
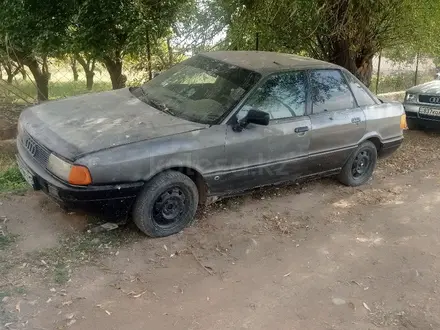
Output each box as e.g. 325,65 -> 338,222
139,55 -> 261,124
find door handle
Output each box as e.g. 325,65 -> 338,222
294,126 -> 309,133
351,117 -> 361,124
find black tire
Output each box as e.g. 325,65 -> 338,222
338,141 -> 377,187
133,171 -> 199,237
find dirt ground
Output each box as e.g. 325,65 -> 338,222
2,130 -> 440,330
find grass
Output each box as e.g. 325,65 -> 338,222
53,262 -> 70,284
0,154 -> 28,193
2,79 -> 112,104
0,166 -> 27,193
27,227 -> 142,285
0,234 -> 17,251
0,286 -> 26,301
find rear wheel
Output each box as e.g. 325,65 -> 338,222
338,141 -> 377,187
133,171 -> 199,237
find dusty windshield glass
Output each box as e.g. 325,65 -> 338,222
140,55 -> 261,124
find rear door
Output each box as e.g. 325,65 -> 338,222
221,70 -> 311,193
308,69 -> 367,173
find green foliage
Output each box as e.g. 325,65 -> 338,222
0,0 -> 76,56
73,0 -> 189,60
220,0 -> 440,85
0,166 -> 27,193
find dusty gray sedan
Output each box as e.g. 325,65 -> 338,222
17,51 -> 405,237
404,80 -> 440,130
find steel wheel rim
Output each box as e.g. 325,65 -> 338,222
151,187 -> 187,228
351,149 -> 372,179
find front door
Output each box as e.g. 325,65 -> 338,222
308,69 -> 367,173
220,70 -> 311,193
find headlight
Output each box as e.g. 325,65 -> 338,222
47,154 -> 73,181
47,154 -> 92,185
405,93 -> 418,103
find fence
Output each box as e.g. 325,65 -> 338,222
372,53 -> 436,95
0,51 -> 437,109
0,58 -> 151,106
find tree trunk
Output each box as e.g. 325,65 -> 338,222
86,72 -> 94,90
146,30 -> 152,81
21,68 -> 26,80
70,57 -> 79,82
328,39 -> 374,87
76,55 -> 96,90
355,57 -> 373,87
25,58 -> 50,102
167,37 -> 173,67
103,57 -> 126,89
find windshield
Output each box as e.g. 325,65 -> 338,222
139,55 -> 261,124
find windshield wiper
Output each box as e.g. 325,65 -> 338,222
148,98 -> 175,116
137,87 -> 174,115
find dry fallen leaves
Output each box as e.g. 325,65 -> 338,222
15,301 -> 21,313
363,302 -> 371,312
67,319 -> 77,327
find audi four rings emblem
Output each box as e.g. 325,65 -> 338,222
25,138 -> 37,156
429,96 -> 440,103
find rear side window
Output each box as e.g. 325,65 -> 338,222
344,72 -> 376,107
310,70 -> 355,113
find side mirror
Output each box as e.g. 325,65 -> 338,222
234,109 -> 269,132
246,109 -> 270,126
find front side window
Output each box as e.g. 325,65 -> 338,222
311,70 -> 355,114
137,55 -> 261,125
237,71 -> 307,121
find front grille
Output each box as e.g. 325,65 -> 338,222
418,95 -> 440,104
20,130 -> 51,167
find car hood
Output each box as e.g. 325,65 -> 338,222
407,80 -> 440,94
20,88 -> 207,160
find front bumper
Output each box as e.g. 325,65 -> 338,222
17,141 -> 144,216
404,104 -> 440,129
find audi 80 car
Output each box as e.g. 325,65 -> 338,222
404,80 -> 440,130
17,51 -> 406,237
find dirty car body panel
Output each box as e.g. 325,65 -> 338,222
16,51 -> 404,215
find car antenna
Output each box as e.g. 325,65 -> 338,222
273,61 -> 282,65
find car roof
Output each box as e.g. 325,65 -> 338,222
201,51 -> 340,74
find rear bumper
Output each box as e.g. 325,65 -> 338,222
17,141 -> 144,216
378,138 -> 403,158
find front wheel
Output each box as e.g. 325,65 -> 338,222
338,141 -> 377,187
133,171 -> 199,237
